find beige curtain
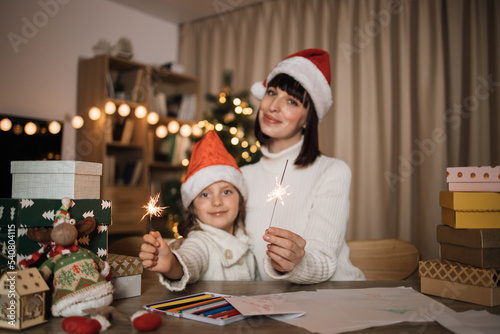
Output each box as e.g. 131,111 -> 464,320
179,0 -> 500,260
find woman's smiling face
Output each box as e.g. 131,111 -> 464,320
258,86 -> 309,152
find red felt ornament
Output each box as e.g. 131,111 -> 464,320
131,311 -> 163,331
62,316 -> 103,334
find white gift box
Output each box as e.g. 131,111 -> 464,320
108,254 -> 143,299
11,160 -> 102,199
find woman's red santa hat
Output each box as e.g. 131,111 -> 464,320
251,48 -> 333,122
180,130 -> 247,208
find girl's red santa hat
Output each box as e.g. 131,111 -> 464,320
251,48 -> 333,122
181,130 -> 247,208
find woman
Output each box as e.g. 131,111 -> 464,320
242,48 -> 365,283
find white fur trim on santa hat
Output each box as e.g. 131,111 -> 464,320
92,315 -> 111,332
251,81 -> 266,100
254,56 -> 333,122
181,165 -> 247,208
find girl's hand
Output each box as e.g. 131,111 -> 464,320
263,227 -> 306,273
139,231 -> 175,273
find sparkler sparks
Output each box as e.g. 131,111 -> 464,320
267,160 -> 290,228
141,193 -> 167,225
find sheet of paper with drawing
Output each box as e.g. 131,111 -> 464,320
226,293 -> 305,319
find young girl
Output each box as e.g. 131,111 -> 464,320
139,130 -> 257,291
243,48 -> 365,283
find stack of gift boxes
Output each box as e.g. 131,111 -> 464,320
0,161 -> 142,329
419,166 -> 500,307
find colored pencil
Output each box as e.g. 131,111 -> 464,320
150,294 -> 214,309
208,308 -> 240,319
199,304 -> 234,317
168,297 -> 226,313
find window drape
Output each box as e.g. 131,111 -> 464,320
179,0 -> 500,260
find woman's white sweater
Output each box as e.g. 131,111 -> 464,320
241,139 -> 365,283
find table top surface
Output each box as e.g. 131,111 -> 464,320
15,271 -> 500,333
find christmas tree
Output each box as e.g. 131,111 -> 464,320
202,70 -> 262,166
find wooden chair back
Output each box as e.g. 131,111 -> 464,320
347,238 -> 420,280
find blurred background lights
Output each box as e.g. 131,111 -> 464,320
104,101 -> 116,115
181,158 -> 189,167
231,137 -> 239,145
24,122 -> 37,135
233,98 -> 241,106
13,124 -> 23,135
215,123 -> 223,131
191,124 -> 203,137
147,112 -> 159,125
135,105 -> 147,119
235,106 -> 243,114
179,123 -> 192,137
229,127 -> 237,135
48,121 -> 61,134
1,118 -> 12,131
71,115 -> 84,129
167,120 -> 180,134
118,104 -> 131,117
155,125 -> 168,138
88,107 -> 102,120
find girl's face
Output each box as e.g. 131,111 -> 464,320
193,181 -> 240,234
258,86 -> 309,152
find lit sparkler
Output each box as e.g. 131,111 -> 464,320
267,160 -> 290,228
141,193 -> 166,222
142,172 -> 167,231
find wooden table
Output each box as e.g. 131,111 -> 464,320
23,271 -> 500,333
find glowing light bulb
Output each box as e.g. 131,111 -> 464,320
118,104 -> 130,117
179,124 -> 192,137
104,101 -> 116,115
167,120 -> 180,134
215,123 -> 223,131
156,125 -> 168,138
72,115 -> 84,129
192,124 -> 203,137
135,105 -> 147,119
24,122 -> 37,135
48,121 -> 61,134
233,98 -> 241,106
147,112 -> 159,125
231,137 -> 239,145
88,107 -> 102,120
1,118 -> 12,131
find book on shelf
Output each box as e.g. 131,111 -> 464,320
177,94 -> 197,121
105,155 -> 116,186
130,159 -> 144,185
120,118 -> 135,145
118,159 -> 143,186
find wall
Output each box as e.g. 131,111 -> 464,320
0,0 -> 179,159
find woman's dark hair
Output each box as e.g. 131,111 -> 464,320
254,73 -> 320,167
177,188 -> 247,237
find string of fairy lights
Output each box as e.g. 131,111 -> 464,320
0,117 -> 62,136
72,93 -> 259,166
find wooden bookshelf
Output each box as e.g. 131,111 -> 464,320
75,55 -> 200,235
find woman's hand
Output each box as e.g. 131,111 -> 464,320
139,231 -> 177,275
263,227 -> 306,273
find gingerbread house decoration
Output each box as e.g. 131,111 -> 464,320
0,268 -> 49,330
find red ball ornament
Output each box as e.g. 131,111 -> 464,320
62,316 -> 101,334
